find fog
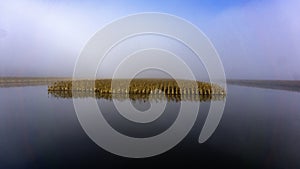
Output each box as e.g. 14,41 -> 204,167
0,0 -> 299,80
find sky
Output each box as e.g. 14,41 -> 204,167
0,0 -> 299,80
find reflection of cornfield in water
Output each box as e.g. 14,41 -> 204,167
48,79 -> 225,101
48,90 -> 225,102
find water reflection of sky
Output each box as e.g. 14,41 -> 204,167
0,85 -> 299,168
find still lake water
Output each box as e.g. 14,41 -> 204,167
0,84 -> 299,168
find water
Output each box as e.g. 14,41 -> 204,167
0,85 -> 299,168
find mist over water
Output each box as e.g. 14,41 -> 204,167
0,0 -> 300,168
0,0 -> 299,79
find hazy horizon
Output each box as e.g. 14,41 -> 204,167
0,0 -> 299,80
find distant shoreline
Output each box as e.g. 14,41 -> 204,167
227,79 -> 300,92
0,77 -> 71,88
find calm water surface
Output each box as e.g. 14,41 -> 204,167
0,85 -> 299,169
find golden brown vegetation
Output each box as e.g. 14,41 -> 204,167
48,79 -> 226,95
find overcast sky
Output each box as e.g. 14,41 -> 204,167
0,0 -> 299,80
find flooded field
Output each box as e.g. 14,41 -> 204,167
0,78 -> 299,168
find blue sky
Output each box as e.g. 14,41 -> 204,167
0,0 -> 299,79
